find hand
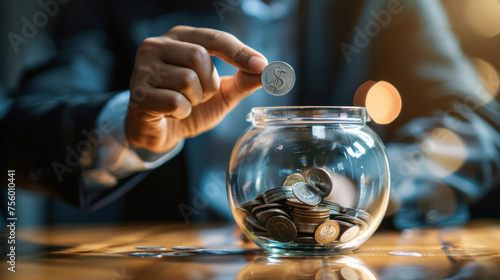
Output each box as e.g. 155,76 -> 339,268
126,26 -> 268,152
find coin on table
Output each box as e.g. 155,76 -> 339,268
266,215 -> 297,242
314,220 -> 340,244
307,168 -> 333,198
160,252 -> 196,257
261,61 -> 295,96
129,252 -> 161,257
282,173 -> 306,186
135,246 -> 167,250
172,246 -> 203,251
292,182 -> 321,206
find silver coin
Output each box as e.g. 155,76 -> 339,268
307,168 -> 333,198
160,252 -> 196,257
129,252 -> 161,257
292,182 -> 321,206
172,246 -> 203,251
135,245 -> 167,250
261,61 -> 295,96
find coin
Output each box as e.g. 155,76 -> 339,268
236,167 -> 370,245
256,208 -> 291,225
292,182 -> 321,206
336,220 -> 360,243
246,215 -> 267,231
160,252 -> 196,257
333,213 -> 369,232
282,173 -> 306,186
266,215 -> 297,242
307,168 -> 333,198
264,192 -> 295,204
135,246 -> 167,250
314,220 -> 340,244
261,61 -> 295,96
252,203 -> 288,214
129,252 -> 161,257
286,198 -> 317,209
241,200 -> 263,211
172,246 -> 203,251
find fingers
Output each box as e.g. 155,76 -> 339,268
131,87 -> 192,119
151,38 -> 220,98
218,70 -> 262,107
167,25 -> 268,74
147,64 -> 205,106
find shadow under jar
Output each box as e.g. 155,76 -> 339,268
227,107 -> 390,255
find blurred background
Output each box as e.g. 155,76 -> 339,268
0,0 -> 499,227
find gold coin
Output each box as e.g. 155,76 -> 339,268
282,173 -> 306,186
314,220 -> 340,244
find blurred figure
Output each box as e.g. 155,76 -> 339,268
0,0 -> 499,229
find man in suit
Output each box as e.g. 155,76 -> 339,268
1,0 -> 499,229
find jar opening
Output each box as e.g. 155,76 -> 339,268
247,106 -> 368,126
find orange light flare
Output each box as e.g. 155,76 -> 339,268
354,80 -> 402,125
471,57 -> 500,105
464,0 -> 500,38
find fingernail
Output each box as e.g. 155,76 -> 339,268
248,56 -> 268,73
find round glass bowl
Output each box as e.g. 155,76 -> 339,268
227,107 -> 390,254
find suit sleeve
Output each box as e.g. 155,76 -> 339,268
0,0 -> 172,210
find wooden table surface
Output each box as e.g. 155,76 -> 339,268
2,220 -> 500,280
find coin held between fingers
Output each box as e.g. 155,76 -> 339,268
261,61 -> 296,96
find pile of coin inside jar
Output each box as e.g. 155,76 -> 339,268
236,168 -> 373,245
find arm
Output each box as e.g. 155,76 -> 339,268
1,1 -> 267,210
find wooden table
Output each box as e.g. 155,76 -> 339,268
2,220 -> 500,279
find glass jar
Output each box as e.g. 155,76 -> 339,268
227,107 -> 390,254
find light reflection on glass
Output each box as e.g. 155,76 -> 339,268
236,254 -> 378,280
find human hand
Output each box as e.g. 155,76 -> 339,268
126,26 -> 268,152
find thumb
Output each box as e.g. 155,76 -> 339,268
219,70 -> 262,107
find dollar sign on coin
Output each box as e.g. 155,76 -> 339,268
271,66 -> 286,92
261,61 -> 295,96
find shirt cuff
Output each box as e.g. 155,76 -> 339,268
82,90 -> 184,188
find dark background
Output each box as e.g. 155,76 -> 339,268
0,0 -> 499,227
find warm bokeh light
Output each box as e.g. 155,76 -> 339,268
420,128 -> 467,178
472,57 -> 500,105
464,0 -> 500,38
354,80 -> 402,124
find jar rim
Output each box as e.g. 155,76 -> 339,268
248,106 -> 369,125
